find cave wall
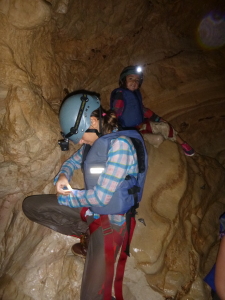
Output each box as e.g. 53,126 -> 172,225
0,0 -> 225,299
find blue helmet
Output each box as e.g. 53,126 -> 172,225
59,93 -> 100,144
119,65 -> 143,87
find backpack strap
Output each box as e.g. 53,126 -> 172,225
81,144 -> 91,172
130,137 -> 146,173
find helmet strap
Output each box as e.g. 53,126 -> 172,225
85,128 -> 101,137
85,106 -> 102,138
65,94 -> 88,138
98,106 -> 103,137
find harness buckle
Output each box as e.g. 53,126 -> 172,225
102,226 -> 113,235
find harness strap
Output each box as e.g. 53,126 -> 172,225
88,214 -> 136,300
80,207 -> 88,222
101,215 -> 115,300
137,119 -> 152,134
168,123 -> 174,138
114,214 -> 136,300
145,120 -> 152,133
138,119 -> 174,138
125,191 -> 139,255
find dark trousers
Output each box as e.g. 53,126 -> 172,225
23,194 -> 126,300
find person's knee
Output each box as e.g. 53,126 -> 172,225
22,196 -> 33,216
154,134 -> 164,146
150,121 -> 169,137
143,133 -> 164,147
22,196 -> 29,211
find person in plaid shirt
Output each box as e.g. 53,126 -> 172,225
110,65 -> 195,156
23,92 -> 147,300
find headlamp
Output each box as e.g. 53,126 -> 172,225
136,66 -> 142,73
58,132 -> 69,151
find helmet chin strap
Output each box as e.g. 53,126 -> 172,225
98,106 -> 103,137
85,106 -> 103,137
85,128 -> 101,137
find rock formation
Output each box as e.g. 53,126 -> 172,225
0,0 -> 225,299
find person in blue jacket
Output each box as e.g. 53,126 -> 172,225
204,212 -> 225,300
110,65 -> 195,156
23,92 -> 148,300
214,212 -> 225,299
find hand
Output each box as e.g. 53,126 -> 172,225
56,174 -> 72,195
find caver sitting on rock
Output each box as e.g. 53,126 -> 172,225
110,65 -> 195,156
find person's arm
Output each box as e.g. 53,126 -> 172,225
143,105 -> 162,122
54,146 -> 83,195
111,91 -> 124,118
215,236 -> 225,299
57,137 -> 137,208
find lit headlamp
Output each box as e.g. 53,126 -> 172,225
119,65 -> 144,87
136,66 -> 142,73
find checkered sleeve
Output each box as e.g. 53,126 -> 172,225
111,90 -> 124,117
143,106 -> 162,122
54,146 -> 84,184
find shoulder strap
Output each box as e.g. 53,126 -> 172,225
81,144 -> 91,172
130,137 -> 146,173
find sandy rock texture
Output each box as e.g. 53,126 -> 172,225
132,141 -> 225,299
0,0 -> 225,299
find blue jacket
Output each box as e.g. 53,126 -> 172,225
110,88 -> 144,128
204,212 -> 225,291
82,130 -> 148,215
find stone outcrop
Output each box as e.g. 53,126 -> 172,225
0,0 -> 225,299
1,140 -> 225,299
132,141 -> 225,299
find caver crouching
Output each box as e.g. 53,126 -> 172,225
23,91 -> 148,300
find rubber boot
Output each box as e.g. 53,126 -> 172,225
143,133 -> 164,148
71,231 -> 89,258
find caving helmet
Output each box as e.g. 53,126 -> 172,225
119,65 -> 143,87
58,93 -> 100,149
